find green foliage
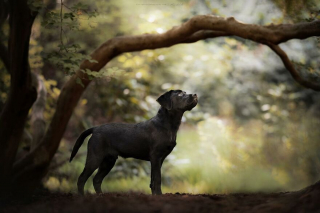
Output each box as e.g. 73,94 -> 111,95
41,0 -> 99,77
29,38 -> 44,72
75,77 -> 84,87
80,67 -> 124,79
41,11 -> 61,27
28,0 -> 44,12
44,50 -> 93,75
272,0 -> 320,22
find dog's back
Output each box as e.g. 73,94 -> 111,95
91,122 -> 154,161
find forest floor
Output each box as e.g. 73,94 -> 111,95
1,188 -> 320,213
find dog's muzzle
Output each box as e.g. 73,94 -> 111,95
192,94 -> 197,101
186,94 -> 198,110
189,94 -> 197,104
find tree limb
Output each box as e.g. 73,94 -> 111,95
78,16 -> 320,73
267,43 -> 320,91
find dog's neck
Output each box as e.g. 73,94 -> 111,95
154,107 -> 184,132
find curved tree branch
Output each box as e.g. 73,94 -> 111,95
12,15 -> 320,191
181,30 -> 231,43
267,43 -> 320,91
78,16 -> 320,73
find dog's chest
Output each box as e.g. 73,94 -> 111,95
159,130 -> 176,143
162,132 -> 177,151
166,141 -> 176,151
156,141 -> 176,157
151,130 -> 177,155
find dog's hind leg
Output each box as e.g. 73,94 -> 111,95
93,155 -> 117,194
77,167 -> 96,195
77,145 -> 104,195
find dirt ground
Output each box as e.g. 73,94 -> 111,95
1,189 -> 320,213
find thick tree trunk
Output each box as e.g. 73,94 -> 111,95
0,0 -> 37,195
12,76 -> 91,194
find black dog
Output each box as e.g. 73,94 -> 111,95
70,90 -> 198,195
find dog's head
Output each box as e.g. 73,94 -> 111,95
156,90 -> 198,111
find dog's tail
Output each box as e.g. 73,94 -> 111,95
70,127 -> 94,162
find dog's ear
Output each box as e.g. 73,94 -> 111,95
156,90 -> 173,110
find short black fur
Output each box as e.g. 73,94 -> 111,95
70,90 -> 198,195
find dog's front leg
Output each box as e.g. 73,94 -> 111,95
150,157 -> 162,195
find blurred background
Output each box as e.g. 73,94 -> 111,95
1,0 -> 320,194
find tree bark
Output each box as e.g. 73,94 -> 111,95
0,0 -> 37,194
11,15 -> 320,193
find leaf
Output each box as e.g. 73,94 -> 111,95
64,13 -> 76,21
89,59 -> 98,63
76,77 -> 84,87
28,0 -> 44,12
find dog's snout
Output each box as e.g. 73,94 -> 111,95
193,94 -> 197,98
